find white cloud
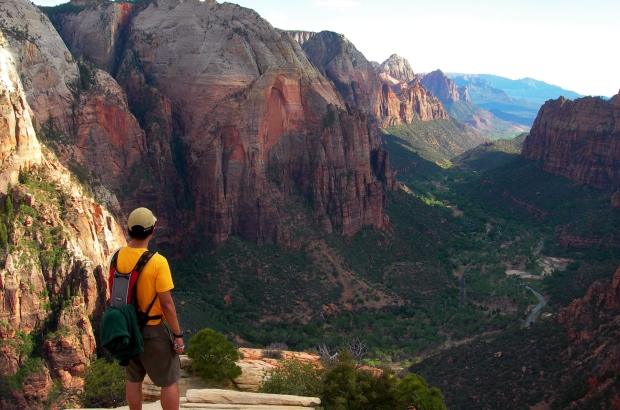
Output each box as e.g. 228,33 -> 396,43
315,0 -> 361,10
265,11 -> 287,25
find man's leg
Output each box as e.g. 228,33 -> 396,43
160,382 -> 180,410
126,381 -> 143,410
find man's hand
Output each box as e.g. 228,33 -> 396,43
159,290 -> 185,354
173,337 -> 184,354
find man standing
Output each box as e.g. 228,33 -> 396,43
119,207 -> 185,410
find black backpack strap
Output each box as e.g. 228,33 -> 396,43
143,294 -> 161,318
134,251 -> 156,273
130,251 -> 163,323
110,248 -> 120,270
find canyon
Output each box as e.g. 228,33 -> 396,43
0,0 -> 618,408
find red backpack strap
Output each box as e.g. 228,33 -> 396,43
130,251 -> 156,302
108,248 -> 122,299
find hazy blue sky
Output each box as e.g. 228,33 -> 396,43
33,0 -> 619,97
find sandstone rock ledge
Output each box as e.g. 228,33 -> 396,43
186,389 -> 320,407
74,390 -> 320,410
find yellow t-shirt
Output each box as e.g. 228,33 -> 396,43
113,247 -> 174,325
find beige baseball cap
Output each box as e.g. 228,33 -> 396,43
127,207 -> 157,232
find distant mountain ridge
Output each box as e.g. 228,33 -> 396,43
449,73 -> 584,104
418,70 -> 529,137
447,73 -> 584,126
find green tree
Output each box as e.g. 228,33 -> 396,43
258,358 -> 322,397
2,186 -> 13,223
396,373 -> 447,410
187,328 -> 242,383
321,350 -> 401,410
0,221 -> 7,249
80,358 -> 126,408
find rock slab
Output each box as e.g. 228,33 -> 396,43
186,389 -> 320,407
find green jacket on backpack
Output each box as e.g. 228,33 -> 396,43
100,304 -> 144,366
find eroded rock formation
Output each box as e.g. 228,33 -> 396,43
298,32 -> 447,127
421,69 -> 464,104
376,54 -> 416,84
522,93 -> 620,189
0,32 -> 42,189
53,1 -> 134,75
555,265 -> 620,406
1,0 -> 175,231
0,4 -> 127,406
53,0 -> 392,245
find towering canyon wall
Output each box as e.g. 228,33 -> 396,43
521,94 -> 620,189
0,0 -> 171,229
0,11 -> 126,407
52,1 -> 133,75
50,0 -> 392,245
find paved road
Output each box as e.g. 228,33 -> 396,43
525,286 -> 547,327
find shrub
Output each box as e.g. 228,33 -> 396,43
258,358 -> 322,397
321,350 -> 401,410
263,342 -> 288,359
81,358 -> 126,408
187,328 -> 242,383
396,373 -> 447,410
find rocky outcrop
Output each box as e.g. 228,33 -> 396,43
397,78 -> 449,123
375,54 -> 416,84
458,85 -> 470,104
299,32 -> 385,116
287,30 -> 316,46
185,389 -> 321,407
52,1 -> 134,75
521,93 -> 620,189
0,31 -> 42,189
555,266 -> 620,406
0,159 -> 126,403
0,5 -> 127,405
0,0 -> 77,133
43,296 -> 98,389
143,349 -> 322,400
421,69 -> 463,104
3,0 -> 166,223
51,65 -> 147,191
298,32 -> 447,127
42,0 -> 395,245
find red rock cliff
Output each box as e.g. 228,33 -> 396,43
298,33 -> 447,128
54,1 -> 134,75
556,266 -> 620,406
3,0 -> 159,215
71,0 -> 390,244
421,69 -> 463,104
0,1 -> 127,406
521,93 -> 620,189
45,0 -> 394,245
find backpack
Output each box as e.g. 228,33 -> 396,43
109,248 -> 162,328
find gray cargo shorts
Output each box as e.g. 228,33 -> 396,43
125,322 -> 181,387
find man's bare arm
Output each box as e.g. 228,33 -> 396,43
158,290 -> 184,353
